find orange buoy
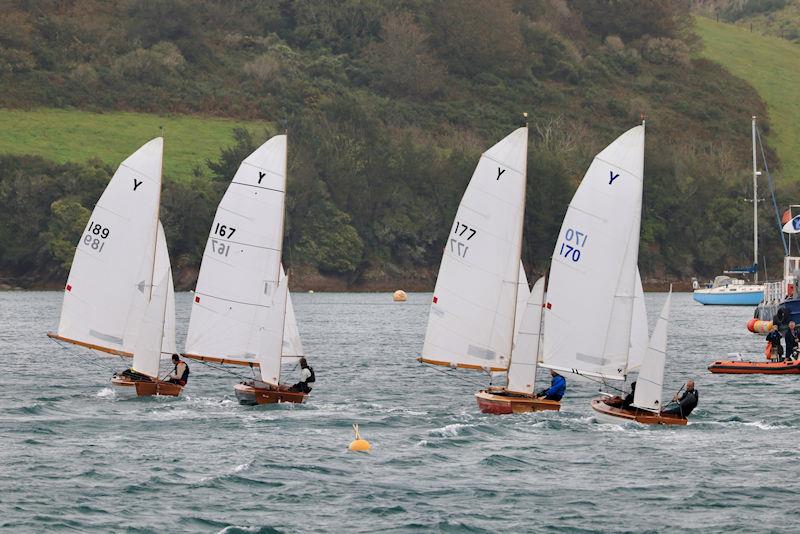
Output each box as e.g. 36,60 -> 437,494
348,424 -> 371,452
393,290 -> 407,302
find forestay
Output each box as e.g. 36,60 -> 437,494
633,291 -> 671,412
541,125 -> 644,380
507,276 -> 545,394
184,135 -> 287,375
421,128 -> 528,371
53,138 -> 164,356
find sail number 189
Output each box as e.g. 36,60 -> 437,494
558,228 -> 587,262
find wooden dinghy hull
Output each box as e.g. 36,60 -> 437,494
233,383 -> 307,406
475,389 -> 560,414
590,398 -> 687,426
707,358 -> 800,374
110,376 -> 183,398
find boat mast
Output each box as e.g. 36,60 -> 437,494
753,116 -> 759,283
505,113 -> 529,381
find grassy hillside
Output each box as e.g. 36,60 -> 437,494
695,16 -> 800,182
0,108 -> 269,179
0,1 -> 794,287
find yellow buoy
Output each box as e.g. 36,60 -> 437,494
393,290 -> 407,302
348,424 -> 371,452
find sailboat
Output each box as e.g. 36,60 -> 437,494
417,123 -> 559,412
474,274 -> 562,413
48,138 -> 180,397
590,291 -> 688,425
181,134 -> 308,405
536,124 -> 647,408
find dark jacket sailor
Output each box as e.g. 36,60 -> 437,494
785,321 -> 798,360
661,380 -> 698,418
289,357 -> 315,393
536,370 -> 566,401
766,325 -> 784,359
621,381 -> 636,409
167,354 -> 189,386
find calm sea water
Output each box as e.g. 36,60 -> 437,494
2,291 -> 799,533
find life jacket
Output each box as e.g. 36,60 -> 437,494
175,361 -> 190,382
305,365 -> 315,383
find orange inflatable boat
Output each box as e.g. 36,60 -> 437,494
707,358 -> 800,374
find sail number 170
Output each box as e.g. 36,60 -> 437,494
559,228 -> 587,262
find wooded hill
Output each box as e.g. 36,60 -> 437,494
0,0 -> 795,289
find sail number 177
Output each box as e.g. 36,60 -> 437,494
558,228 -> 587,262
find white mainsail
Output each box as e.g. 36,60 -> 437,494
52,138 -> 164,356
507,276 -> 545,394
627,270 -> 648,372
421,127 -> 528,371
184,134 -> 288,383
281,266 -> 304,359
540,125 -> 645,380
632,291 -> 671,412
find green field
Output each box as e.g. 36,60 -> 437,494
0,108 -> 271,179
695,16 -> 800,183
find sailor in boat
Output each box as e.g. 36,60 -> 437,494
166,354 -> 190,386
602,381 -> 636,409
765,324 -> 784,361
288,357 -> 314,393
534,370 -> 566,401
785,321 -> 798,361
660,380 -> 699,418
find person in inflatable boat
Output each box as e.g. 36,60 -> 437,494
785,321 -> 798,361
766,324 -> 784,361
661,380 -> 698,418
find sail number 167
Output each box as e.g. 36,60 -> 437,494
559,228 -> 587,262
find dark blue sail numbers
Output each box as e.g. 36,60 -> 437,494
559,228 -> 587,262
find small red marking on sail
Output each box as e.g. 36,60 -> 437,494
66,284 -> 72,292
546,302 -> 552,309
433,296 -> 438,304
195,296 -> 200,303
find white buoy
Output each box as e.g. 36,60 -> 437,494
393,289 -> 407,302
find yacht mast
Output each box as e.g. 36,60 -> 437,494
752,116 -> 759,283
